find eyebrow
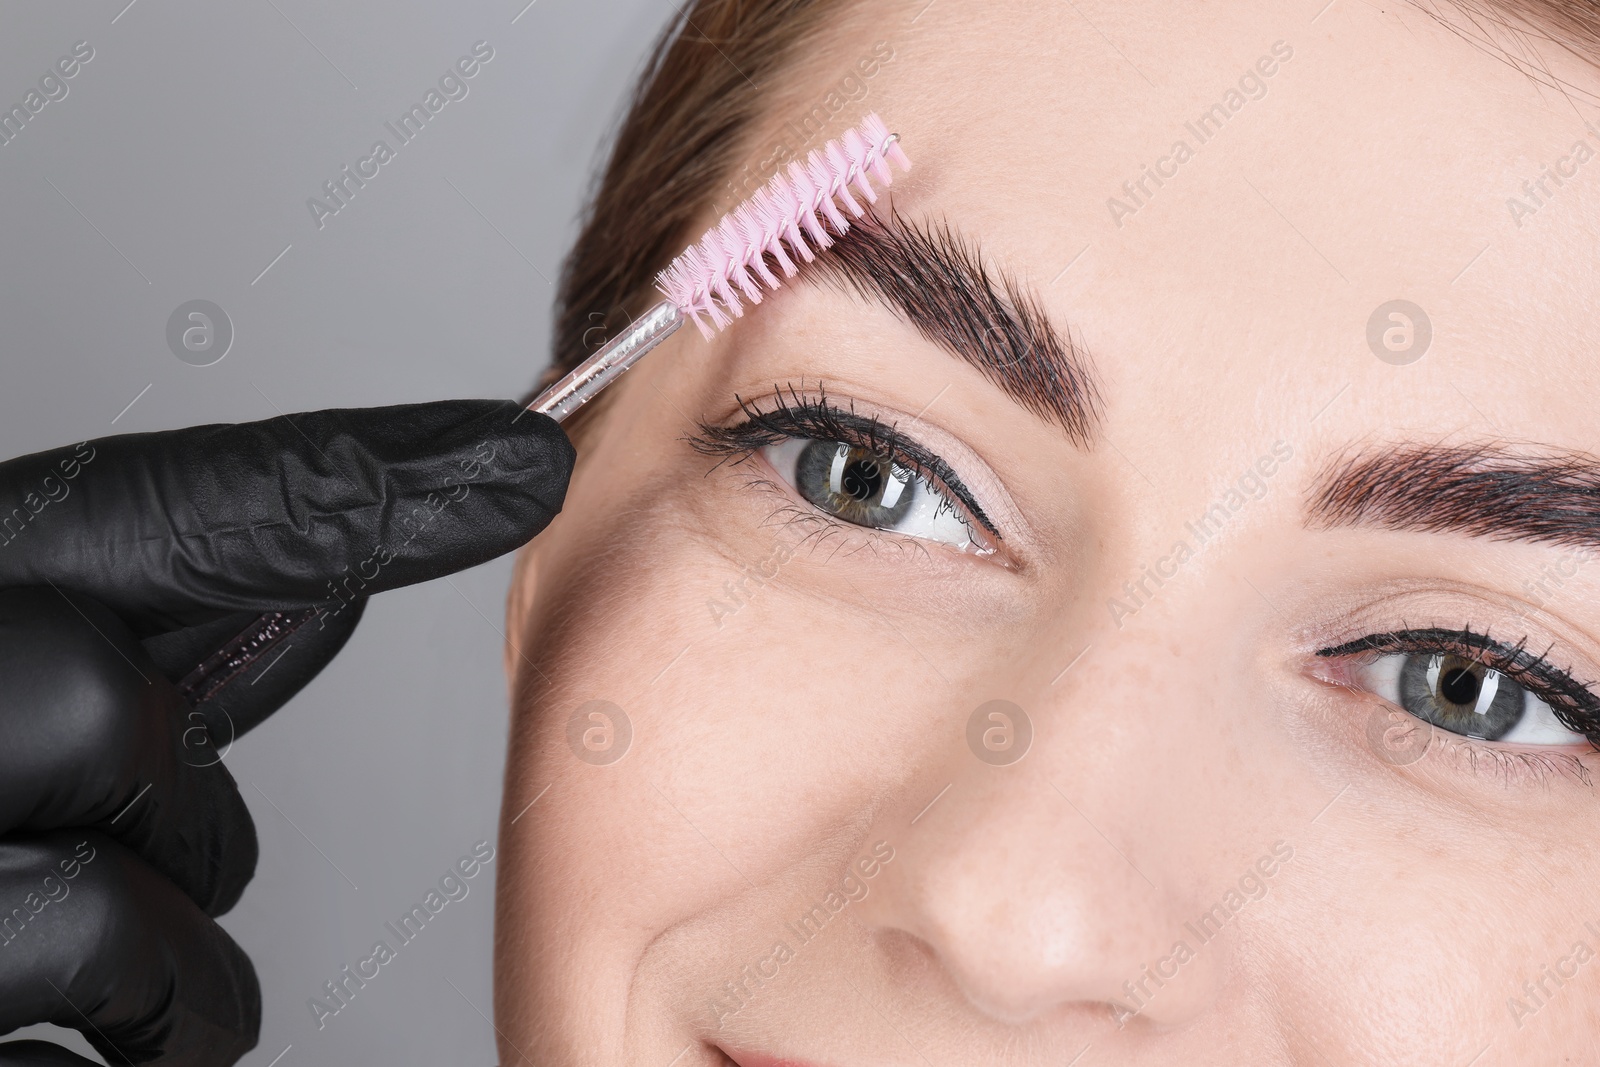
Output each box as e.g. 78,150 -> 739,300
1308,441 -> 1600,549
801,211 -> 1103,444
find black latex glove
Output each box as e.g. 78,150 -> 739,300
0,400 -> 574,1066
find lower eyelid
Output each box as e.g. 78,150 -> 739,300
1312,672 -> 1594,783
1426,733 -> 1593,784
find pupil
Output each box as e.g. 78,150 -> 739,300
840,455 -> 883,502
1439,664 -> 1481,706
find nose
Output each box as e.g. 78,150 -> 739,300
856,754 -> 1226,1027
850,619 -> 1262,1029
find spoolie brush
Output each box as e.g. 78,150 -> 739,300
528,112 -> 910,421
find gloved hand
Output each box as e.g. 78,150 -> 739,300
0,400 -> 574,1066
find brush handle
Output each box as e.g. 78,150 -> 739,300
527,300 -> 683,422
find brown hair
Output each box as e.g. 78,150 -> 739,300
1408,0 -> 1600,94
523,0 -> 858,438
530,0 -> 1600,436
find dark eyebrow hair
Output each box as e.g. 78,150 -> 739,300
1307,440 -> 1600,548
800,211 -> 1104,445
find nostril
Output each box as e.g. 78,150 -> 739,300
862,807 -> 1229,1031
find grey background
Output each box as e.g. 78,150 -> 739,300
1,1 -> 672,1062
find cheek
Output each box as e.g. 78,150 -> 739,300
508,490 -> 943,879
499,458 -> 995,999
1266,853 -> 1577,1056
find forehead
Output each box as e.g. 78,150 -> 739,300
786,0 -> 1600,452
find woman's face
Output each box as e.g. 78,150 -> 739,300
497,0 -> 1600,1061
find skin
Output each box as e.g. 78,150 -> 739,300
496,0 -> 1600,1062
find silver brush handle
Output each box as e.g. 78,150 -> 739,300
528,300 -> 683,422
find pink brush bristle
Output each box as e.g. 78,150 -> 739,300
655,112 -> 911,340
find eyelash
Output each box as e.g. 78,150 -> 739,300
685,383 -> 1001,542
1318,625 -> 1600,756
690,396 -> 1600,779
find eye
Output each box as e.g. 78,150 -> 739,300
687,385 -> 1008,558
1354,652 -> 1587,744
1319,628 -> 1599,746
762,437 -> 990,553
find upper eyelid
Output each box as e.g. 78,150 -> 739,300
1318,629 -> 1573,686
1318,628 -> 1578,686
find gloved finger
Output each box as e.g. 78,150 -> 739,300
0,1041 -> 105,1066
0,399 -> 573,634
0,588 -> 256,916
0,832 -> 259,1067
140,597 -> 367,739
